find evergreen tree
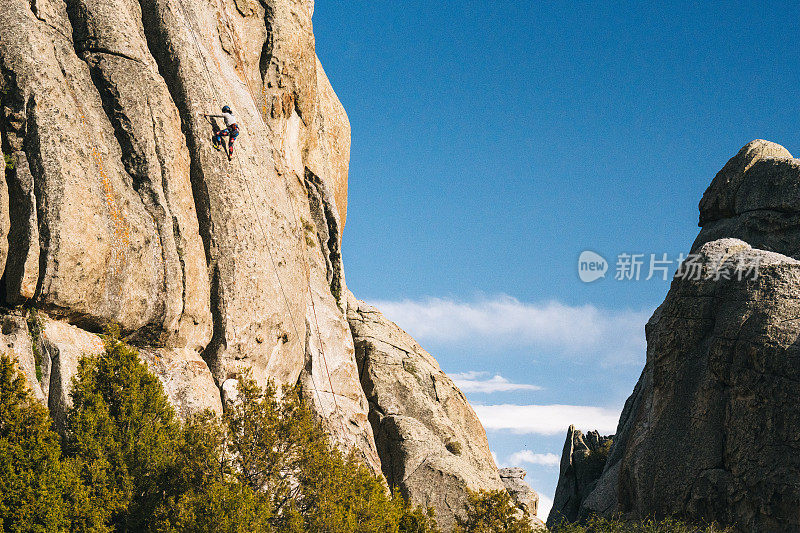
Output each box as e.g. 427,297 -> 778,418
0,353 -> 95,532
454,489 -> 534,533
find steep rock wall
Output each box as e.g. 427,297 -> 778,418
0,0 -> 376,469
0,0 -> 519,523
559,142 -> 800,532
347,292 -> 508,531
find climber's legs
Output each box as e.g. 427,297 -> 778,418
227,126 -> 239,157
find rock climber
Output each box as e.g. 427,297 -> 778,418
206,105 -> 239,159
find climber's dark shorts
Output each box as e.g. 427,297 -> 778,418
214,123 -> 239,149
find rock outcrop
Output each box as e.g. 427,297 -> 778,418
0,0 -> 522,527
547,426 -> 613,528
347,292 -> 507,531
557,142 -> 800,532
500,467 -> 545,529
0,0 -> 377,469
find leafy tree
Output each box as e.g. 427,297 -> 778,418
158,412 -> 275,532
64,334 -> 186,531
220,375 -> 439,533
4,328 -> 440,532
397,494 -> 441,533
454,489 -> 534,533
0,353 -> 94,532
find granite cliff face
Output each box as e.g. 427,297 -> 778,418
552,141 -> 800,532
547,426 -> 612,528
0,0 -> 536,527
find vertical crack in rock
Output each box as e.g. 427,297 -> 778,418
304,167 -> 344,309
64,0 -> 180,345
0,66 -> 41,306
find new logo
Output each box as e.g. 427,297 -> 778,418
578,251 -> 608,283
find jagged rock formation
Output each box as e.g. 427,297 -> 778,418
556,141 -> 800,532
547,426 -> 613,528
0,0 -> 530,527
347,292 -> 508,531
500,467 -> 545,529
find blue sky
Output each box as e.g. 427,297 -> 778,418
314,1 -> 800,519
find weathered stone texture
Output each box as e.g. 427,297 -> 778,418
547,426 -> 613,528
347,291 -> 506,531
500,467 -> 545,530
556,142 -> 800,533
0,0 -> 520,522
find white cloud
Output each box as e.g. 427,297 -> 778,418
371,295 -> 648,366
538,493 -> 554,520
507,451 -> 561,467
474,404 -> 620,436
451,371 -> 542,393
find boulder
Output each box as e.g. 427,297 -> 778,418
694,141 -> 800,259
0,312 -> 45,402
41,317 -> 106,431
139,347 -> 223,419
698,139 -> 792,225
347,291 -> 506,531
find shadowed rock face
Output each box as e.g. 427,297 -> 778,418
547,426 -> 613,528
559,141 -> 800,532
0,0 -> 520,521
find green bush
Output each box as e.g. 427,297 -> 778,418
454,489 -> 535,533
1,331 -> 440,532
549,515 -> 733,533
0,353 -> 93,532
3,153 -> 14,170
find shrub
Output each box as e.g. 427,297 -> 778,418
454,489 -> 534,533
221,375 -> 439,533
445,440 -> 462,455
549,515 -> 734,532
3,330 -> 440,532
64,333 -> 187,531
0,353 -> 92,532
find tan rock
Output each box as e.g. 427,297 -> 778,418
68,0 -> 214,350
307,57 -> 351,228
0,313 -> 45,402
0,0 -> 167,329
41,318 -> 106,431
500,467 -> 545,529
139,347 -> 223,418
347,292 -> 505,531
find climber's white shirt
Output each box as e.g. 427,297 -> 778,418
222,112 -> 236,127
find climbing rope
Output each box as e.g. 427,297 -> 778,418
212,5 -> 343,417
211,0 -> 346,420
171,0 -> 342,418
